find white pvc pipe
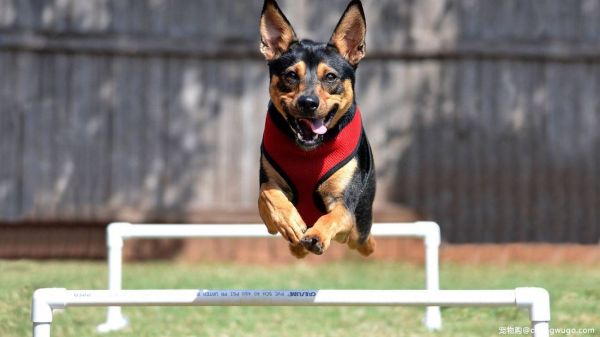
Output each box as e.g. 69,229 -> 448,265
99,221 -> 442,332
110,222 -> 441,239
424,228 -> 442,329
533,322 -> 550,336
60,289 -> 519,306
32,287 -> 550,337
96,228 -> 128,333
32,323 -> 51,337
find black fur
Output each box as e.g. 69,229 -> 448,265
344,131 -> 375,243
265,49 -> 376,244
260,0 -> 375,254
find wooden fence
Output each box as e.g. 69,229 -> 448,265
0,0 -> 599,244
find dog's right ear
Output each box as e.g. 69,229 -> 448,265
259,0 -> 297,61
329,0 -> 366,65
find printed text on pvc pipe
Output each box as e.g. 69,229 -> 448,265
198,290 -> 318,298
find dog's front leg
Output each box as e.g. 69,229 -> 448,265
258,183 -> 308,257
300,202 -> 354,255
300,159 -> 358,255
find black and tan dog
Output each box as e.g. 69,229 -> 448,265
258,0 -> 375,258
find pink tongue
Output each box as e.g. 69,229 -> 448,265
309,119 -> 328,135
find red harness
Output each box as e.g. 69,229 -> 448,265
262,108 -> 363,227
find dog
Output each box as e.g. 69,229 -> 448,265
258,0 -> 376,258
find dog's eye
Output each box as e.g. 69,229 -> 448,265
284,71 -> 299,82
325,72 -> 338,82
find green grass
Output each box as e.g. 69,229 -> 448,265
1,260 -> 599,337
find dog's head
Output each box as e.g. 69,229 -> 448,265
260,0 -> 366,150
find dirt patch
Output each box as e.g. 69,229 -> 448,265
125,238 -> 600,266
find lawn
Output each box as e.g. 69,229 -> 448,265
1,260 -> 598,337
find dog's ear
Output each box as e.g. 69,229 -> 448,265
329,0 -> 366,65
259,0 -> 297,61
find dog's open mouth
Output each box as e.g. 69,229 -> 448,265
297,118 -> 326,139
289,107 -> 338,147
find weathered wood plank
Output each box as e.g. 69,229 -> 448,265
513,62 -> 535,242
106,0 -> 135,34
36,54 -> 111,220
543,63 -> 570,242
69,0 -> 110,33
162,58 -> 215,215
437,60 -> 458,239
13,0 -> 35,30
579,63 -> 600,242
453,59 -> 477,241
142,56 -> 168,216
494,60 -> 517,241
37,0 -> 69,32
420,61 -> 443,232
2,1 -> 600,47
237,60 -> 268,207
5,31 -> 600,61
0,51 -> 21,219
528,62 -> 550,242
144,0 -> 170,35
17,52 -> 41,219
46,53 -> 71,218
0,0 -> 17,28
562,64 -> 584,242
109,56 -> 156,219
591,63 -> 600,242
27,53 -> 59,218
565,64 -> 592,242
84,55 -> 112,218
518,62 -> 540,241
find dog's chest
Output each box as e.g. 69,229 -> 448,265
262,109 -> 363,226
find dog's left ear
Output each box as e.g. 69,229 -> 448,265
329,0 -> 366,65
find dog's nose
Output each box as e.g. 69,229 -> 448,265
297,95 -> 319,113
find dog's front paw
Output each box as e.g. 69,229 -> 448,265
289,243 -> 309,259
300,228 -> 329,255
261,206 -> 307,244
348,234 -> 376,256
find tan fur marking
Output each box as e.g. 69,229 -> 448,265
318,158 -> 357,210
317,63 -> 334,79
348,229 -> 376,256
261,155 -> 292,199
269,76 -> 286,118
269,61 -> 307,119
330,79 -> 354,126
315,78 -> 354,128
314,63 -> 354,128
294,61 -> 307,78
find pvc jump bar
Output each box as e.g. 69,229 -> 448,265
32,287 -> 551,337
100,221 -> 442,332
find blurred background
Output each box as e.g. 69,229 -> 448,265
1,2 -> 599,336
0,0 -> 599,261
